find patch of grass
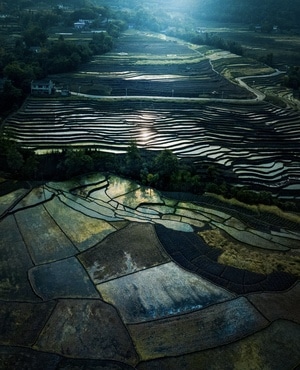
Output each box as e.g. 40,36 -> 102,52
200,228 -> 300,277
135,56 -> 204,66
207,193 -> 300,224
204,23 -> 300,66
212,57 -> 274,78
264,94 -> 287,107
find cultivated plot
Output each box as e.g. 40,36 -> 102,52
0,174 -> 299,368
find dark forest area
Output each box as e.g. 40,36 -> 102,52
95,0 -> 300,30
4,0 -> 300,29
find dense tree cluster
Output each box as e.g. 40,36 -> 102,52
283,66 -> 300,91
193,0 -> 300,31
0,0 -> 92,11
0,138 -> 297,212
0,136 -> 38,179
118,0 -> 300,31
0,4 -> 125,115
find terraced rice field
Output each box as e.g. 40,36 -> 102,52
3,30 -> 300,197
56,31 -> 253,99
1,174 -> 299,368
4,98 -> 300,197
1,28 -> 300,369
243,73 -> 300,109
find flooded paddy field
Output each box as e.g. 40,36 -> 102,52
4,98 -> 300,197
0,173 -> 299,368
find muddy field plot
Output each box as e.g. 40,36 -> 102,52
0,173 -> 299,369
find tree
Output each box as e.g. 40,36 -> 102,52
260,53 -> 274,67
125,140 -> 143,178
140,165 -> 159,188
283,66 -> 300,91
146,173 -> 159,187
154,149 -> 178,188
0,80 -> 22,113
89,32 -> 113,54
23,25 -> 48,47
62,149 -> 94,177
69,7 -> 99,24
205,182 -> 220,194
22,153 -> 39,178
236,189 -> 260,204
107,20 -> 127,37
6,146 -> 24,173
259,191 -> 273,205
3,61 -> 38,90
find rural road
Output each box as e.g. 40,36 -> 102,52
236,69 -> 286,101
209,58 -> 285,102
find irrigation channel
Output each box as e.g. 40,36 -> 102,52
4,97 -> 300,198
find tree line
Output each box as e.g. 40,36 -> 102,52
116,0 -> 300,31
0,137 -> 298,212
193,0 -> 300,30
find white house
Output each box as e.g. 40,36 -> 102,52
74,19 -> 94,30
74,21 -> 86,29
31,80 -> 55,95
